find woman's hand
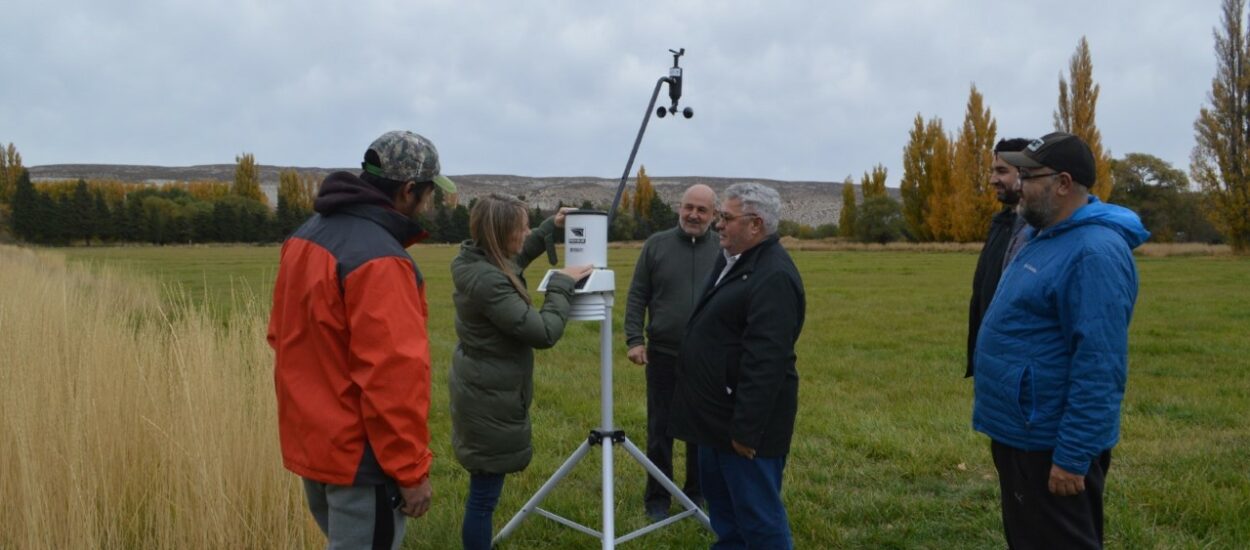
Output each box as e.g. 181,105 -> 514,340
553,207 -> 576,228
558,263 -> 594,282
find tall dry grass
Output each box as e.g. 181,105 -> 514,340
0,245 -> 314,549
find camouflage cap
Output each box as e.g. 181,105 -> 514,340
362,130 -> 456,193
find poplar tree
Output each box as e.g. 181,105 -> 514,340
951,84 -> 998,242
900,115 -> 950,241
925,126 -> 957,241
860,164 -> 888,199
838,178 -> 857,238
233,153 -> 266,204
633,166 -> 656,222
1193,0 -> 1250,253
1055,37 -> 1113,200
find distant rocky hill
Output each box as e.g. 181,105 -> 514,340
29,164 -> 898,227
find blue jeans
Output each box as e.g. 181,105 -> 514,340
699,446 -> 792,549
462,472 -> 506,550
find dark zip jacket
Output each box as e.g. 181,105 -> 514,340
624,226 -> 721,356
670,235 -> 805,457
967,207 -> 1019,377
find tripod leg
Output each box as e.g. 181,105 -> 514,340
493,440 -> 595,545
603,436 -> 615,549
620,437 -> 712,531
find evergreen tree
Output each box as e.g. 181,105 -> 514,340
71,179 -> 95,244
93,189 -> 114,242
122,196 -> 145,242
838,178 -> 857,238
855,196 -> 906,244
434,203 -> 452,242
1193,0 -> 1250,253
449,204 -> 471,242
11,169 -> 39,241
1055,37 -> 1114,200
647,194 -> 677,233
609,211 -> 638,242
48,194 -> 73,245
950,84 -> 998,242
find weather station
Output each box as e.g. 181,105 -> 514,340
493,49 -> 712,549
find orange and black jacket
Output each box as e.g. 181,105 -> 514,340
268,171 -> 433,488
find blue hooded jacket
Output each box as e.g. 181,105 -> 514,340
973,196 -> 1149,475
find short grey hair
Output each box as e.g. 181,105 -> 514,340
725,182 -> 781,234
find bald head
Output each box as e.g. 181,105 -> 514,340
678,184 -> 717,237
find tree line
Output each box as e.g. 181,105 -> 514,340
0,152 -> 687,246
831,33 -> 1233,248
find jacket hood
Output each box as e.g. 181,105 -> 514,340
313,171 -> 428,246
1045,196 -> 1150,250
314,171 -> 396,214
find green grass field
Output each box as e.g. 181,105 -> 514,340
60,244 -> 1250,549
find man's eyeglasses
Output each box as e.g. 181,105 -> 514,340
718,211 -> 759,223
1018,170 -> 1064,181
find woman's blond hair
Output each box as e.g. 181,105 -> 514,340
469,194 -> 532,304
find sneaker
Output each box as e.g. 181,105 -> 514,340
646,503 -> 669,522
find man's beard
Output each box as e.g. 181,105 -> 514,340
680,218 -> 708,236
997,188 -> 1020,206
1020,193 -> 1055,229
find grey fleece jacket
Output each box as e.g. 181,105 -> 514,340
624,226 -> 720,356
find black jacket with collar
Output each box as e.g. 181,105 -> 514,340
967,206 -> 1018,378
670,234 -> 805,457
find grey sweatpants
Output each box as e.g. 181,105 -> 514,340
303,478 -> 406,550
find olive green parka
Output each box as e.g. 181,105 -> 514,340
448,218 -> 577,474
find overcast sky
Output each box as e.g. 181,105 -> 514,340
0,1 -> 1225,185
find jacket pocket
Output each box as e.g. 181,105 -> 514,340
723,344 -> 742,397
1014,362 -> 1036,427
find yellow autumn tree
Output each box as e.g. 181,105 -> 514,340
900,115 -> 952,242
860,164 -> 888,199
1192,0 -> 1250,253
1055,37 -> 1113,200
0,143 -> 23,204
950,84 -> 998,242
277,170 -> 316,212
838,177 -> 857,238
233,153 -> 267,205
633,165 -> 655,221
925,125 -> 957,241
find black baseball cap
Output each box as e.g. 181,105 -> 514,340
999,131 -> 1096,187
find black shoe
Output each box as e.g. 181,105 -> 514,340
645,503 -> 669,522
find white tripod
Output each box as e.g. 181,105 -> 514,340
495,269 -> 711,549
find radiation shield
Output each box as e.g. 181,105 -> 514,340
537,210 -> 616,320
